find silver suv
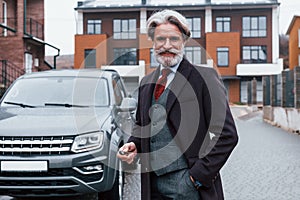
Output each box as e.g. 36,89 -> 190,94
0,69 -> 137,200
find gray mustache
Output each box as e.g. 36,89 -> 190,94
156,49 -> 180,54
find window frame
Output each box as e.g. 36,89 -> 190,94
242,16 -> 267,37
150,49 -> 159,68
186,17 -> 201,38
298,29 -> 300,48
216,17 -> 231,32
113,48 -> 137,65
242,45 -> 267,64
113,19 -> 136,39
84,49 -> 96,68
184,46 -> 202,65
2,1 -> 7,36
217,47 -> 229,67
87,19 -> 102,34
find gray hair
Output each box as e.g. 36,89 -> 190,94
147,9 -> 191,41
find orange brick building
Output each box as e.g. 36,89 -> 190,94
74,0 -> 282,103
286,16 -> 300,70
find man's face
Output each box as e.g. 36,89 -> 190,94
153,23 -> 185,67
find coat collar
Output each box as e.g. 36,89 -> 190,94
141,58 -> 193,113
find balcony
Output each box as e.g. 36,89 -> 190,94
0,18 -> 43,39
25,18 -> 44,39
236,58 -> 283,76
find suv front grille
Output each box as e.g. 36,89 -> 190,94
0,136 -> 74,155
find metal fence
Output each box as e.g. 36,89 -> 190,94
262,66 -> 300,108
0,60 -> 25,97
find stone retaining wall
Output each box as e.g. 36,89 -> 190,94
263,106 -> 300,133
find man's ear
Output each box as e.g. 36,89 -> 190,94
182,36 -> 189,46
182,40 -> 188,47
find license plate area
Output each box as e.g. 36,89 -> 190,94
1,161 -> 48,172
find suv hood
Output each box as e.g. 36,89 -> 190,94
0,107 -> 112,137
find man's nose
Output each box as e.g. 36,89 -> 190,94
163,38 -> 172,48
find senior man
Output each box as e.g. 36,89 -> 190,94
118,9 -> 238,200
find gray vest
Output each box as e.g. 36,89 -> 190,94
150,88 -> 188,176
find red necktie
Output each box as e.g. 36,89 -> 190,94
154,68 -> 172,101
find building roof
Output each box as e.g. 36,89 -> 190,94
75,0 -> 279,10
286,15 -> 300,35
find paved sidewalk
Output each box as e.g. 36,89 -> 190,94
123,165 -> 141,200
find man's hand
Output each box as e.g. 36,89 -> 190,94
117,142 -> 137,164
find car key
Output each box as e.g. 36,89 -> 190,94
118,150 -> 130,156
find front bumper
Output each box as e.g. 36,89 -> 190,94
0,150 -> 116,197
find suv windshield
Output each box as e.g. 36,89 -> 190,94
1,77 -> 109,107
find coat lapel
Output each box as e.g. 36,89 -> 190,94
166,58 -> 192,112
142,67 -> 160,117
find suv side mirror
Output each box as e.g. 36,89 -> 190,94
117,97 -> 137,112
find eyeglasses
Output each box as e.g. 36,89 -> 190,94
154,36 -> 182,45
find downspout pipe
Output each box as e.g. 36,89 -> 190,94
24,0 -> 26,34
54,49 -> 60,69
45,43 -> 60,69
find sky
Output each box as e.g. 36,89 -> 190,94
45,0 -> 78,56
45,0 -> 300,56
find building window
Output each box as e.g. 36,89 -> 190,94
85,49 -> 96,68
298,29 -> 300,47
242,16 -> 266,37
150,49 -> 159,68
87,19 -> 101,34
242,46 -> 267,63
113,48 -> 137,65
113,19 -> 136,39
217,47 -> 229,67
186,17 -> 201,38
216,17 -> 230,32
2,1 -> 7,36
185,46 -> 201,65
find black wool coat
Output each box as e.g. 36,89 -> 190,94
128,58 -> 238,200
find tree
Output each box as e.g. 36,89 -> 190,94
279,34 -> 289,69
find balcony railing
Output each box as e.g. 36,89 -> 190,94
25,18 -> 44,39
0,17 -> 43,39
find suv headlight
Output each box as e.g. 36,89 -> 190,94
71,131 -> 104,153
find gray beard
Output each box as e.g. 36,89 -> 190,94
155,51 -> 184,67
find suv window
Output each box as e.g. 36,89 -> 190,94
112,76 -> 126,106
